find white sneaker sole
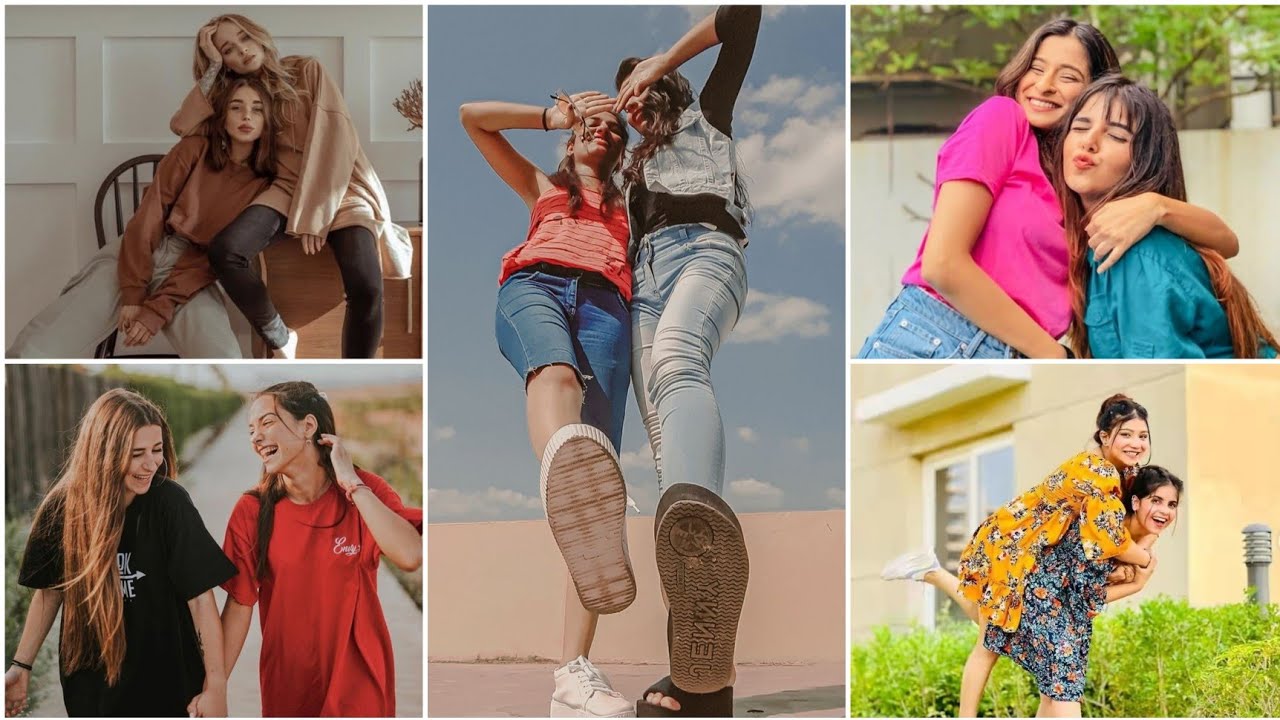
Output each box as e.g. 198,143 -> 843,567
541,424 -> 636,615
550,699 -> 636,718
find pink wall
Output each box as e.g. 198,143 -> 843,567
428,510 -> 845,664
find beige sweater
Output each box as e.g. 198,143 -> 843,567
170,56 -> 411,278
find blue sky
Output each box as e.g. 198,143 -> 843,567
426,6 -> 846,523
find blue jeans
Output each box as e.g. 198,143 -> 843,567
856,285 -> 1018,359
495,268 -> 630,451
632,224 -> 748,496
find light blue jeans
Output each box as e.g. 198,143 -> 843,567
856,285 -> 1019,359
631,224 -> 748,497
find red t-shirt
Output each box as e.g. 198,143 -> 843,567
222,469 -> 423,717
498,185 -> 633,299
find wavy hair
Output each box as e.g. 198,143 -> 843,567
205,76 -> 278,179
29,389 -> 176,686
1053,76 -> 1279,358
191,14 -> 307,128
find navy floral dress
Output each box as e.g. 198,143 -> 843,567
983,516 -> 1112,701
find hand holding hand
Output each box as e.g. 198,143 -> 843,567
1106,563 -> 1136,585
198,24 -> 221,65
121,309 -> 156,347
1087,192 -> 1164,273
6,666 -> 30,718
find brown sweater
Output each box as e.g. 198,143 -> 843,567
117,136 -> 270,333
170,56 -> 406,277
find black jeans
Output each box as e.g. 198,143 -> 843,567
208,205 -> 384,357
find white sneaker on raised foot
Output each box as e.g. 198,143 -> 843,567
271,329 -> 299,360
881,549 -> 942,581
550,656 -> 635,718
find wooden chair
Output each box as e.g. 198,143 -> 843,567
93,154 -> 170,358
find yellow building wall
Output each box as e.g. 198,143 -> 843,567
1185,365 -> 1280,607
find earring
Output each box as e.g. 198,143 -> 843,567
220,137 -> 228,151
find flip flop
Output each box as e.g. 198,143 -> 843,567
635,676 -> 733,717
641,482 -> 748,713
541,423 -> 636,614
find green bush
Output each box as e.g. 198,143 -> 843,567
102,369 -> 244,459
5,518 -> 58,716
851,598 -> 1280,717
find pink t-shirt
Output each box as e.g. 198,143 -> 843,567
900,96 -> 1070,337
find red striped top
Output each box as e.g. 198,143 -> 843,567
499,184 -> 632,300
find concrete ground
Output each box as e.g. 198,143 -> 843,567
427,661 -> 846,717
29,408 -> 423,717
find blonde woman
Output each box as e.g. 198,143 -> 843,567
174,14 -> 411,358
4,389 -> 235,717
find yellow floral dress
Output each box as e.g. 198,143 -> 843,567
957,451 -> 1133,632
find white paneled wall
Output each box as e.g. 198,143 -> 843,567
5,6 -> 423,348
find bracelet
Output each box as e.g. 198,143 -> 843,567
9,658 -> 33,672
345,483 -> 371,503
541,107 -> 550,131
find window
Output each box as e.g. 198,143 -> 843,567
921,437 -> 1014,627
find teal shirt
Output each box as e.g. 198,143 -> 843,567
1085,227 -> 1277,359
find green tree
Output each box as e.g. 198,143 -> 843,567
850,5 -> 1280,127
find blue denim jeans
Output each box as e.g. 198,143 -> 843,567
856,285 -> 1018,359
495,268 -> 630,451
632,224 -> 748,496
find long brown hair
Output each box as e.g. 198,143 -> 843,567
245,382 -> 343,579
614,58 -> 752,220
1054,76 -> 1279,358
992,18 -> 1120,175
205,76 -> 278,179
28,389 -> 176,686
191,14 -> 307,127
546,115 -> 629,217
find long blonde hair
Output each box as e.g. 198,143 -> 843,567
191,14 -> 307,128
28,389 -> 177,686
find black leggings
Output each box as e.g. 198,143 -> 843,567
208,205 -> 384,357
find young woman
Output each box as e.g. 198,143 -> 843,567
881,393 -> 1160,716
459,94 -> 636,717
1056,76 -> 1279,358
8,78 -> 275,359
856,19 -> 1241,359
885,464 -> 1181,717
4,389 -> 235,717
217,382 -> 422,717
175,15 -> 412,359
611,5 -> 760,715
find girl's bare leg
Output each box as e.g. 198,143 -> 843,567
922,568 -> 981,625
958,626 -> 998,717
1036,694 -> 1051,717
1039,698 -> 1082,718
526,364 -> 583,457
560,578 -> 599,663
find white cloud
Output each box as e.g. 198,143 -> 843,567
728,477 -> 784,510
738,111 -> 845,229
431,426 -> 456,441
730,289 -> 831,343
619,443 -> 653,470
736,426 -> 759,444
743,76 -> 839,115
825,486 -> 845,507
427,486 -> 541,519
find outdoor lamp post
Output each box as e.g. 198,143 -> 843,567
1243,523 -> 1273,612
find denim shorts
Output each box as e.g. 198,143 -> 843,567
495,268 -> 630,450
856,285 -> 1018,359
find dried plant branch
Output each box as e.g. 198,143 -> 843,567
393,78 -> 422,131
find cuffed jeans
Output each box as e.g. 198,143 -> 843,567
631,224 -> 748,496
856,285 -> 1018,359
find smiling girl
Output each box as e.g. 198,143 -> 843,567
4,389 -> 235,718
881,393 -> 1160,716
174,15 -> 411,359
459,92 -> 636,717
216,381 -> 421,717
1055,75 -> 1278,358
856,19 -> 1240,359
8,78 -> 275,359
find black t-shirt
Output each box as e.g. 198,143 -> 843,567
18,479 -> 236,717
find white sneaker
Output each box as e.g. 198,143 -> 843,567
272,329 -> 299,360
881,549 -> 941,581
540,424 -> 636,614
550,656 -> 635,717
